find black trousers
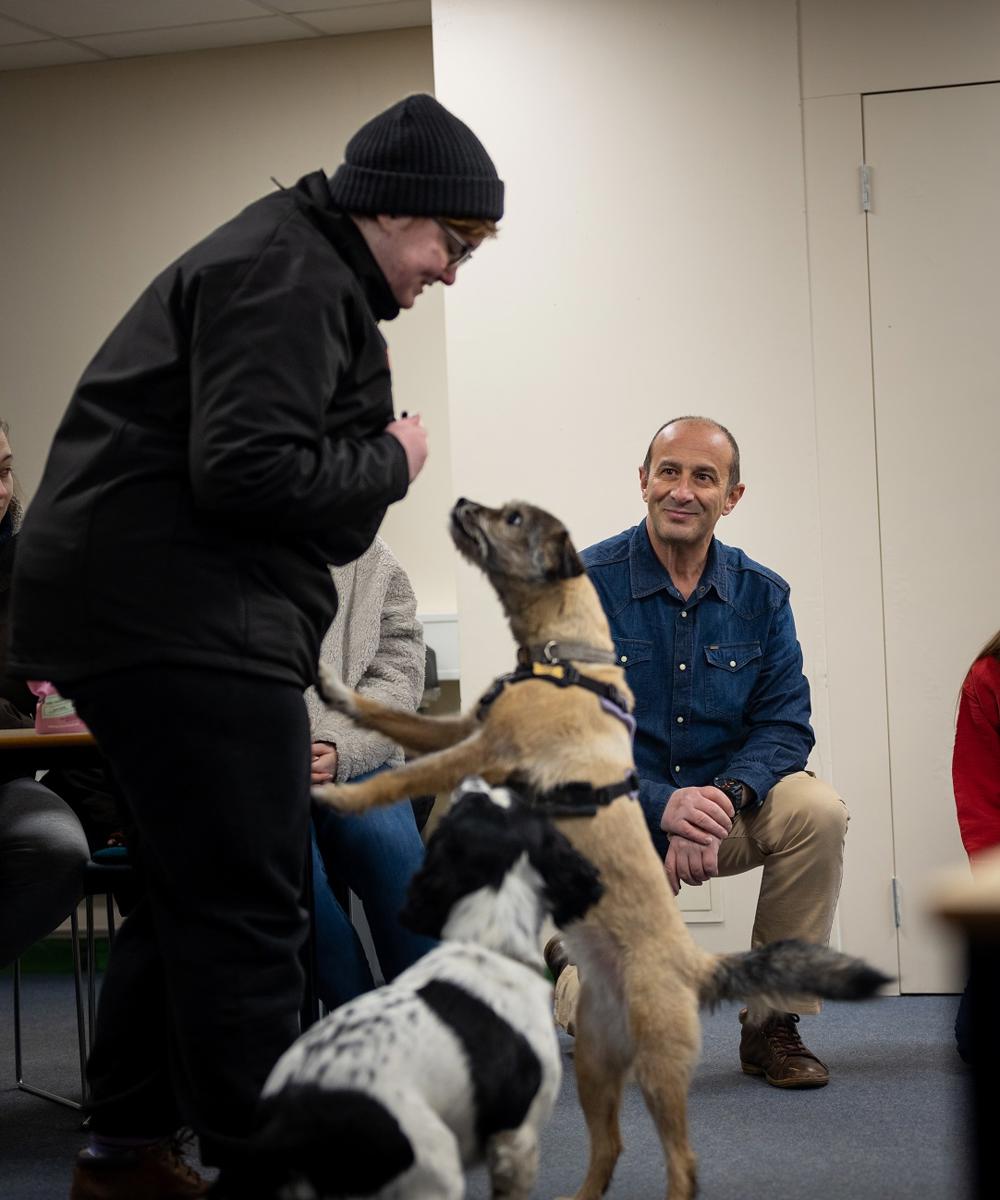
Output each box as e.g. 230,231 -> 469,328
65,668 -> 311,1168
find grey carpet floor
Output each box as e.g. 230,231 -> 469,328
0,974 -> 973,1199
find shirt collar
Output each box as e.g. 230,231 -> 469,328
628,522 -> 730,603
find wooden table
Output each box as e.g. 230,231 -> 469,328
0,727 -> 102,772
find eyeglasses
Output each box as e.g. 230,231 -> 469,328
433,218 -> 475,269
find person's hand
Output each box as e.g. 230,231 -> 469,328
386,413 -> 428,483
310,741 -> 338,784
660,785 -> 734,843
664,835 -> 722,895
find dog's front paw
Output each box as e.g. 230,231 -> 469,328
316,664 -> 357,715
312,782 -> 369,814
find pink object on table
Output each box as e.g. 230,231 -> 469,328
26,680 -> 90,735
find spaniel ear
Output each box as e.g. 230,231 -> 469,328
529,819 -> 603,927
399,843 -> 454,937
400,790 -> 519,936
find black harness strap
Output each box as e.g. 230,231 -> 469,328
476,660 -> 630,721
504,771 -> 640,818
475,657 -> 638,816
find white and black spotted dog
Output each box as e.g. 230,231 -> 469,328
229,778 -> 603,1200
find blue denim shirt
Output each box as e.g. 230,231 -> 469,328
581,522 -> 815,856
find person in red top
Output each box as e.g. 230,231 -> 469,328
951,627 -> 1000,1063
953,630 -> 1000,858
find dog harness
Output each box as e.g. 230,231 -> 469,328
477,653 -> 639,817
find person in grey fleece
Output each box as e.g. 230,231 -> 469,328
305,535 -> 435,1007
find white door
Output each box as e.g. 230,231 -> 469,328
864,82 -> 1000,992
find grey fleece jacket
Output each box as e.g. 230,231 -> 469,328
304,536 -> 425,782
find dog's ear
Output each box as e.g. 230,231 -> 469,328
400,793 -> 519,937
537,530 -> 585,580
529,819 -> 603,927
554,532 -> 585,578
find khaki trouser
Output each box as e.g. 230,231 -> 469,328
553,771 -> 849,1032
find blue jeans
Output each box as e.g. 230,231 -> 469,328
310,769 -> 436,1010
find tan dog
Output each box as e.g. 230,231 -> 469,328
315,498 -> 888,1200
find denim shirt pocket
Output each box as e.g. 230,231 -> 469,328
613,638 -> 654,677
703,641 -> 763,717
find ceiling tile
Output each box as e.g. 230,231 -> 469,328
0,39 -> 104,70
296,1 -> 430,36
77,16 -> 317,58
263,1 -> 407,11
0,15 -> 44,44
0,1 -> 268,38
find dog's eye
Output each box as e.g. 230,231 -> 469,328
505,511 -> 523,526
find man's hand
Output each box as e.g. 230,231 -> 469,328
659,785 -> 735,895
310,741 -> 338,784
386,414 -> 428,483
665,835 -> 722,895
660,785 -> 735,843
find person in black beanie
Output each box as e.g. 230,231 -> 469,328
8,93 -> 502,1200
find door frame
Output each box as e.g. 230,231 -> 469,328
801,91 -> 899,987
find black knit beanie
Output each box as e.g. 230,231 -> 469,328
328,93 -> 504,222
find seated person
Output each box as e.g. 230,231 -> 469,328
0,417 -> 89,967
951,626 -> 1000,1062
548,416 -> 848,1088
305,535 -> 435,1008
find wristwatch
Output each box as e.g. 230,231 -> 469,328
712,776 -> 753,814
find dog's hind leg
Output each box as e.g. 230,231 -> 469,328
630,1002 -> 700,1200
486,1125 -> 539,1200
314,734 -> 505,815
380,1108 -> 465,1200
558,980 -> 628,1200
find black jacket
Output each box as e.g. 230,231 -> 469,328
9,172 -> 409,688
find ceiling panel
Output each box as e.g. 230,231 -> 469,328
301,1 -> 430,36
264,0 -> 421,11
0,38 -> 102,68
0,14 -> 42,43
0,0 -> 431,72
78,16 -> 317,59
0,1 -> 266,37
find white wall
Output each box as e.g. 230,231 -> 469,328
433,0 -> 1000,971
799,0 -> 1000,979
434,0 -> 827,955
0,27 -> 459,613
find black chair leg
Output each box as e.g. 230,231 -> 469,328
13,907 -> 87,1111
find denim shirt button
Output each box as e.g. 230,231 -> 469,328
678,663 -> 686,671
673,765 -> 681,773
620,655 -> 628,663
680,611 -> 687,618
676,716 -> 684,724
729,659 -> 736,667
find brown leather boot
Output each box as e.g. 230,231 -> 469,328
69,1135 -> 211,1199
739,1009 -> 830,1088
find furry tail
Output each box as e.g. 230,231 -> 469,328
701,939 -> 892,1010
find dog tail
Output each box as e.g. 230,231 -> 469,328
700,939 -> 892,1011
248,1085 -> 416,1197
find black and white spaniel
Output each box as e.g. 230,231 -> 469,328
227,778 -> 602,1200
